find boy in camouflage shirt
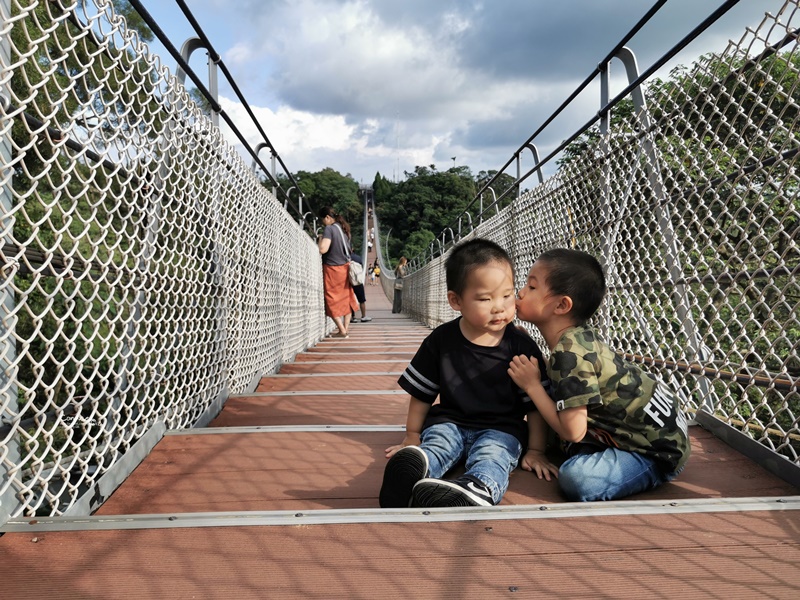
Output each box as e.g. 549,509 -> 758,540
508,248 -> 690,501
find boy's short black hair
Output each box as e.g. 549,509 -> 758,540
445,238 -> 513,295
537,248 -> 606,324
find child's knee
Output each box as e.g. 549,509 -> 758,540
558,461 -> 588,501
558,458 -> 606,501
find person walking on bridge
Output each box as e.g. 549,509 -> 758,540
392,256 -> 408,314
318,206 -> 359,338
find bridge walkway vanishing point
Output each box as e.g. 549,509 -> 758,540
2,273 -> 799,598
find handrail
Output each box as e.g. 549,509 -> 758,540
410,0 -> 743,267
125,0 -> 305,221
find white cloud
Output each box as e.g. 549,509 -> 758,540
224,43 -> 256,68
218,97 -> 397,179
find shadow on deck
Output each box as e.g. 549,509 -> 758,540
2,283 -> 799,598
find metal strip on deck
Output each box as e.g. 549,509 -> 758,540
229,389 -> 407,397
297,351 -> 415,356
5,496 -> 799,532
287,359 -> 412,364
166,424 -> 406,435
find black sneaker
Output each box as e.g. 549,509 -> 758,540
412,475 -> 494,507
379,446 -> 429,508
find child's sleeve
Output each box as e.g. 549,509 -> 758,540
550,349 -> 602,411
397,332 -> 440,404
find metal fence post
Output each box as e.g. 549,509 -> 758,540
0,0 -> 21,523
598,58 -> 615,340
615,47 -> 715,412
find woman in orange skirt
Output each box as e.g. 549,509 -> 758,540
318,206 -> 359,338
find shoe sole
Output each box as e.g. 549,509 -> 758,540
379,447 -> 429,508
412,478 -> 493,507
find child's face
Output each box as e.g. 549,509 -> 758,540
516,261 -> 561,324
448,260 -> 516,336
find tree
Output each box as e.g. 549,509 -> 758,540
475,170 -> 519,211
284,168 -> 362,243
373,166 -> 475,262
372,172 -> 394,204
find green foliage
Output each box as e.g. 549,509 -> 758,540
372,172 -> 394,201
8,0 -> 160,399
558,98 -> 637,166
281,168 -> 362,244
189,88 -> 214,117
555,49 -> 800,456
371,167 -> 523,263
373,165 -> 476,262
476,170 -> 519,211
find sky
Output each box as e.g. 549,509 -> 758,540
137,0 -> 782,185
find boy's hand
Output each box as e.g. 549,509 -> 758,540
384,433 -> 422,458
508,354 -> 543,391
520,449 -> 559,481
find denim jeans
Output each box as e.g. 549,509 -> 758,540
559,445 -> 675,502
420,422 -> 522,504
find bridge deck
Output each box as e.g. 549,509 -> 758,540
2,283 -> 799,598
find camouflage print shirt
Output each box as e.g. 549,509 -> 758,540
549,325 -> 691,474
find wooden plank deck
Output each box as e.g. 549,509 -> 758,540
2,281 -> 799,599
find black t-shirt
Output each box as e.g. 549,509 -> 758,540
398,317 -> 549,447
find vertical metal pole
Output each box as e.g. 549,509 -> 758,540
271,151 -> 277,199
177,37 -> 219,127
526,144 -> 544,185
297,190 -> 303,228
0,0 -> 21,523
251,142 -> 269,174
598,59 -> 614,338
614,47 -> 713,412
207,49 -> 219,129
361,187 -> 368,259
176,37 -> 228,425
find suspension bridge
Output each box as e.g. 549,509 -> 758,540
1,0 -> 799,597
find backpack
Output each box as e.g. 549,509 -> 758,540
349,261 -> 365,286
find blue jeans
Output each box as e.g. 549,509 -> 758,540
559,445 -> 676,501
420,423 -> 522,504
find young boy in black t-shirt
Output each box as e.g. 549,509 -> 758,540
379,239 -> 557,508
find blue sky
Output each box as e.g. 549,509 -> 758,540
137,0 -> 781,185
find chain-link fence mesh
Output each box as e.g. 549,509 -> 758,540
401,2 -> 799,468
0,0 -> 326,519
